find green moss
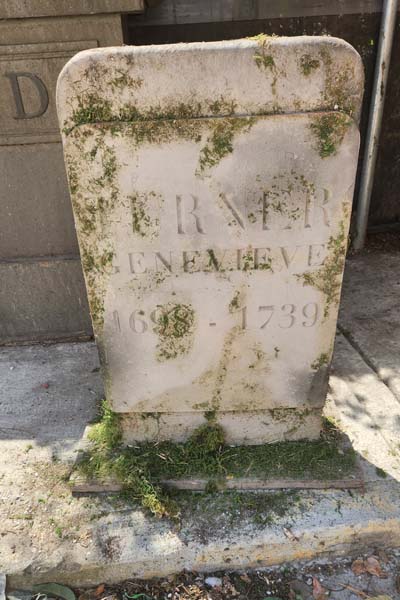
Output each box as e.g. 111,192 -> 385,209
130,192 -> 160,238
208,97 -> 237,115
319,48 -> 356,116
229,291 -> 241,312
300,54 -> 320,76
251,35 -> 275,70
88,399 -> 122,449
109,71 -> 143,92
251,35 -> 279,95
198,117 -> 252,172
153,303 -> 195,361
65,95 -> 237,134
186,422 -> 225,454
66,141 -> 120,331
70,102 -> 255,174
262,171 -> 312,227
242,249 -> 254,271
255,53 -> 275,70
131,197 -> 150,236
311,352 -> 330,370
299,221 -> 347,318
81,246 -> 114,327
173,488 -> 302,528
77,407 -> 356,520
310,112 -> 351,158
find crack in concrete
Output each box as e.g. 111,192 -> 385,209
337,322 -> 389,388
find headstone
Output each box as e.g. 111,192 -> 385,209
57,37 -> 363,444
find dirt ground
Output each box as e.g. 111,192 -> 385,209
27,551 -> 400,600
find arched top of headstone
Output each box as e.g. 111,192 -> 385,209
57,36 -> 363,135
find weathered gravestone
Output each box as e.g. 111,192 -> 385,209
57,37 -> 363,444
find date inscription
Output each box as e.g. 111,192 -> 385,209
111,301 -> 319,335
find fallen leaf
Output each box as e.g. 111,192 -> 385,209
289,579 -> 312,599
95,586 -> 105,598
33,584 -> 75,600
352,559 -> 367,576
312,577 -> 326,600
366,556 -> 386,578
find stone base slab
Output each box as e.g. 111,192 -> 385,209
121,409 -> 322,444
6,479 -> 400,588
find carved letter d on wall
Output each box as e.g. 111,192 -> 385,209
6,72 -> 49,119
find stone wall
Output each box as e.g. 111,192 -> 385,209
0,1 -> 144,344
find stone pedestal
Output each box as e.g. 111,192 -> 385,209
57,37 -> 363,443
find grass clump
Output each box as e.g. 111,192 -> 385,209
77,403 -> 356,521
81,400 -> 175,518
88,399 -> 122,449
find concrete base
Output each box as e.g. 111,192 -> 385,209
5,479 -> 400,588
121,409 -> 322,444
1,250 -> 400,586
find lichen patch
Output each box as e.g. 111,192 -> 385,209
299,220 -> 347,318
310,113 -> 352,158
299,54 -> 320,76
153,302 -> 195,361
130,191 -> 162,239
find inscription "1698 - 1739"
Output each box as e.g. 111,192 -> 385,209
112,301 -> 320,335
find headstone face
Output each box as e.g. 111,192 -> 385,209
57,37 -> 363,444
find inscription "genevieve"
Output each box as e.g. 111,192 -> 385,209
119,244 -> 327,276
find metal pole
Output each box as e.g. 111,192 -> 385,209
353,0 -> 398,251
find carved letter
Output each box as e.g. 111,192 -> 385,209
280,246 -> 299,268
6,72 -> 49,119
155,252 -> 172,273
262,192 -> 270,231
315,188 -> 331,227
183,250 -> 201,273
129,252 -> 146,274
176,195 -> 205,234
207,249 -> 227,271
254,247 -> 272,270
112,310 -> 121,333
219,192 -> 245,229
308,244 -> 326,267
305,188 -> 331,228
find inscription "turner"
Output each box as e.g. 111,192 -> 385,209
173,187 -> 332,235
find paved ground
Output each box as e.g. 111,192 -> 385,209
1,249 -> 400,593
